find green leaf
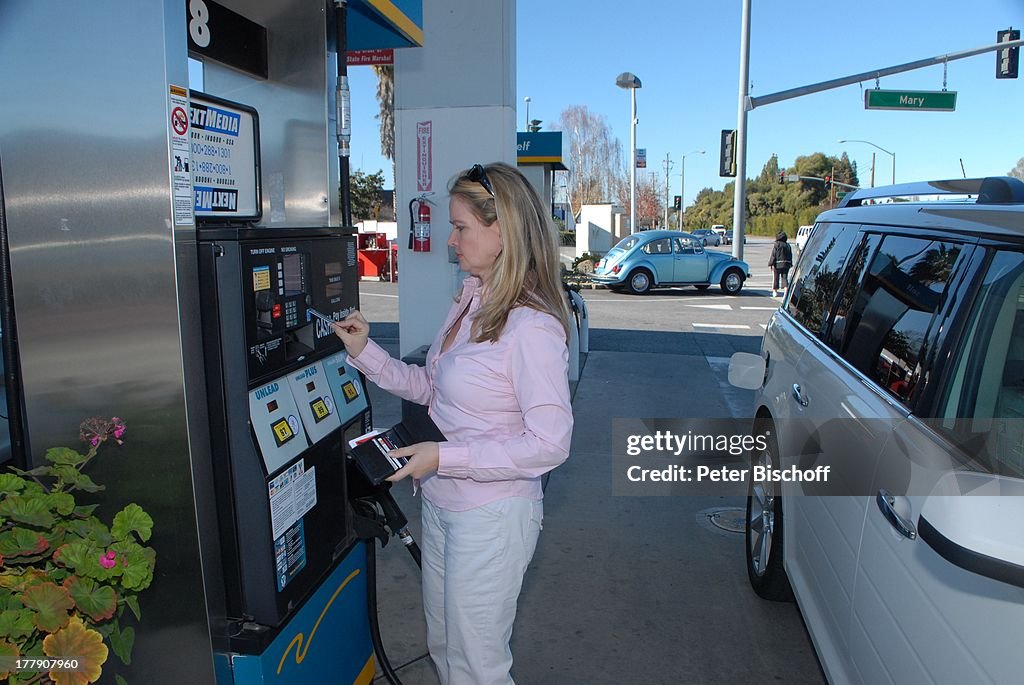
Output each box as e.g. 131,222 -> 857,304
47,493 -> 76,517
72,473 -> 103,494
65,518 -> 113,548
0,474 -> 27,495
65,576 -> 117,622
119,546 -> 155,591
0,528 -> 49,557
19,582 -> 73,632
108,622 -> 134,665
123,595 -> 141,621
73,504 -> 98,517
0,608 -> 36,638
116,675 -> 128,685
0,496 -> 55,528
45,447 -> 87,466
112,505 -> 152,543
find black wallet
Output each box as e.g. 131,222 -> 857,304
349,412 -> 447,485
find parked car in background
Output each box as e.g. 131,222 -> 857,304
690,229 -> 721,247
711,225 -> 730,244
591,230 -> 749,295
795,224 -> 813,252
730,177 -> 1024,685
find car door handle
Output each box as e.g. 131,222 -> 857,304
876,489 -> 917,540
791,383 -> 809,407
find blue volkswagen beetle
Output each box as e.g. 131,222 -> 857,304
591,230 -> 750,295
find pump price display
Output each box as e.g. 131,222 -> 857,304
309,398 -> 330,423
271,418 -> 294,446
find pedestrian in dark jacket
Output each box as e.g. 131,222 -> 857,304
768,231 -> 793,297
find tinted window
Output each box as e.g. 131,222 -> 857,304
827,234 -> 881,351
839,235 -> 963,403
642,238 -> 673,255
937,250 -> 1024,477
786,223 -> 860,336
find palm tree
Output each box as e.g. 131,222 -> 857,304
372,65 -> 395,161
372,65 -> 395,221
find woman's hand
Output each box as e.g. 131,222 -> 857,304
332,310 -> 370,358
386,441 -> 440,482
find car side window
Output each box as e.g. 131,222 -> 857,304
642,238 -> 672,255
674,237 -> 695,254
785,222 -> 859,336
838,235 -> 964,404
826,234 -> 881,351
936,250 -> 1024,478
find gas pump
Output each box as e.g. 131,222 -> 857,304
190,85 -> 379,681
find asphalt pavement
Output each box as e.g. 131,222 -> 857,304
357,238 -> 825,684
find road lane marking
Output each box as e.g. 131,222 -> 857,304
741,306 -> 778,311
685,304 -> 733,310
692,323 -> 751,329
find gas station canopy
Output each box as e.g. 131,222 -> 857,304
348,0 -> 423,50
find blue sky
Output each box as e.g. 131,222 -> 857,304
348,0 -> 1023,208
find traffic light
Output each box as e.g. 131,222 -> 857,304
719,129 -> 737,177
528,119 -> 543,132
823,175 -> 832,190
673,195 -> 681,211
778,171 -> 785,184
997,29 -> 1020,79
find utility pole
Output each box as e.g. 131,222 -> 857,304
870,152 -> 876,188
662,153 -> 673,228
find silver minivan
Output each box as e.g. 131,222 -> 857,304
731,177 -> 1024,685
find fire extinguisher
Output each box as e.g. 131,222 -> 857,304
408,194 -> 434,252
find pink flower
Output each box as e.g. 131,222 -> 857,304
79,416 -> 128,447
99,550 -> 117,569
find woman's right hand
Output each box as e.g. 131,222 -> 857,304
332,310 -> 370,358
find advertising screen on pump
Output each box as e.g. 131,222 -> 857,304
189,91 -> 261,220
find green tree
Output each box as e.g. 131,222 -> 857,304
350,170 -> 386,222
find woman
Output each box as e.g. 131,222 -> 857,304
333,162 -> 573,685
768,230 -> 793,297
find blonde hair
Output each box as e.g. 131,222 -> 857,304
449,162 -> 571,343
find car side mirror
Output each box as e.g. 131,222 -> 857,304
728,352 -> 766,390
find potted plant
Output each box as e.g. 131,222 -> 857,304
0,417 -> 156,685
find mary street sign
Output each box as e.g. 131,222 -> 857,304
864,89 -> 957,112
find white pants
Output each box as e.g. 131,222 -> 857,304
420,496 -> 543,685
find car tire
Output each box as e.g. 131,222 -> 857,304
720,268 -> 744,295
694,284 -> 710,291
746,419 -> 794,602
627,268 -> 653,295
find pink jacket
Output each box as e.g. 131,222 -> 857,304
348,277 -> 573,511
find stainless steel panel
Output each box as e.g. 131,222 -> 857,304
201,0 -> 334,227
0,1 -> 215,682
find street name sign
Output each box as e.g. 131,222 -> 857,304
864,89 -> 957,112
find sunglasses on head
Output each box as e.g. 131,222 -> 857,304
467,164 -> 495,198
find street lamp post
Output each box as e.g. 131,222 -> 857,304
838,138 -> 895,185
524,96 -> 531,131
616,72 -> 642,234
679,150 -> 705,230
